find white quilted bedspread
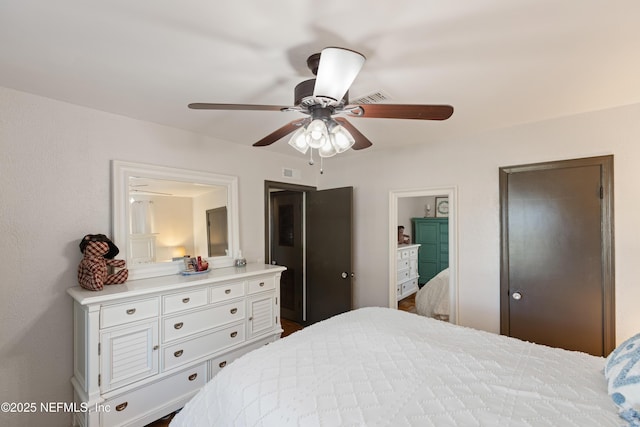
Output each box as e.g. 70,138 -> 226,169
171,307 -> 620,427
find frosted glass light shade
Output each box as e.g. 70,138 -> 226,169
305,119 -> 328,149
313,47 -> 365,105
330,125 -> 355,153
318,138 -> 337,158
288,127 -> 308,153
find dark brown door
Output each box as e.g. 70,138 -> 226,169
270,191 -> 304,322
500,156 -> 614,356
306,187 -> 353,325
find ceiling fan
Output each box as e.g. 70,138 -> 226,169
188,47 -> 453,159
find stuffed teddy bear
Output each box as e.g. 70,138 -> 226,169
78,237 -> 128,291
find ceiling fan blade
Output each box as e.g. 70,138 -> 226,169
334,118 -> 373,150
253,119 -> 307,147
313,47 -> 365,105
348,104 -> 454,120
188,103 -> 289,111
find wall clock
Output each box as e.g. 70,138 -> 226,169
435,197 -> 449,217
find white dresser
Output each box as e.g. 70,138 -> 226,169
67,264 -> 286,427
396,244 -> 421,301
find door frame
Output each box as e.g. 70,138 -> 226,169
499,155 -> 615,354
389,186 -> 459,324
264,181 -> 317,261
264,181 -> 317,321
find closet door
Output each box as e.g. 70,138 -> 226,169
499,156 -> 615,356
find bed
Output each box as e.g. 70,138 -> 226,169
170,307 -> 638,426
415,268 -> 449,321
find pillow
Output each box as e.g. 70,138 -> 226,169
605,333 -> 640,426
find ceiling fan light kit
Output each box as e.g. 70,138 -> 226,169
188,46 -> 454,169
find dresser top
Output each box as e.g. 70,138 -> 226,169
397,243 -> 421,250
67,263 -> 286,305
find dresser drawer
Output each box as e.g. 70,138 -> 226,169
163,323 -> 245,371
101,363 -> 206,427
210,281 -> 245,302
163,288 -> 208,314
101,298 -> 159,329
248,276 -> 275,294
397,269 -> 410,282
409,247 -> 419,258
208,338 -> 272,379
163,301 -> 245,343
397,259 -> 409,270
208,346 -> 247,379
400,249 -> 410,259
402,278 -> 418,294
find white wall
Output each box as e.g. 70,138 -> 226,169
398,196 -> 426,236
319,102 -> 640,346
0,87 -> 314,427
397,195 -> 441,238
151,195 -> 194,261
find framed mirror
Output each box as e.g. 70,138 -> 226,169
112,160 -> 240,280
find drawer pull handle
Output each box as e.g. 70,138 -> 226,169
174,322 -> 184,330
174,350 -> 183,358
259,282 -> 265,287
188,373 -> 198,381
230,308 -> 237,314
182,298 -> 190,303
225,289 -> 231,294
219,361 -> 227,368
249,316 -> 253,321
126,308 -> 136,315
230,331 -> 238,338
153,345 -> 159,351
115,402 -> 128,412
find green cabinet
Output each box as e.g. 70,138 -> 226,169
412,218 -> 449,285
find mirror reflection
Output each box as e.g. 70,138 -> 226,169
112,161 -> 239,280
128,177 -> 228,264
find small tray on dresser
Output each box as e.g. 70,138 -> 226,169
180,269 -> 210,276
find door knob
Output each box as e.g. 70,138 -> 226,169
341,272 -> 348,279
512,292 -> 522,300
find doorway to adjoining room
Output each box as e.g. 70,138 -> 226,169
265,181 -> 354,331
389,187 -> 458,325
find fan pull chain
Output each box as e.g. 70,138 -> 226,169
309,149 -> 315,165
320,157 -> 324,174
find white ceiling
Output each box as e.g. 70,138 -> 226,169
2,1 -> 640,156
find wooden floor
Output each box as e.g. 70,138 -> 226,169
281,317 -> 304,337
398,293 -> 417,313
145,413 -> 175,427
143,318 -> 305,426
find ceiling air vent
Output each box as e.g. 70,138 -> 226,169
350,91 -> 392,105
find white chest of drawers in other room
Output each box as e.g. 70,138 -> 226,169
396,244 -> 421,301
68,264 -> 285,427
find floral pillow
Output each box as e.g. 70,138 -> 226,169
605,333 -> 640,425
